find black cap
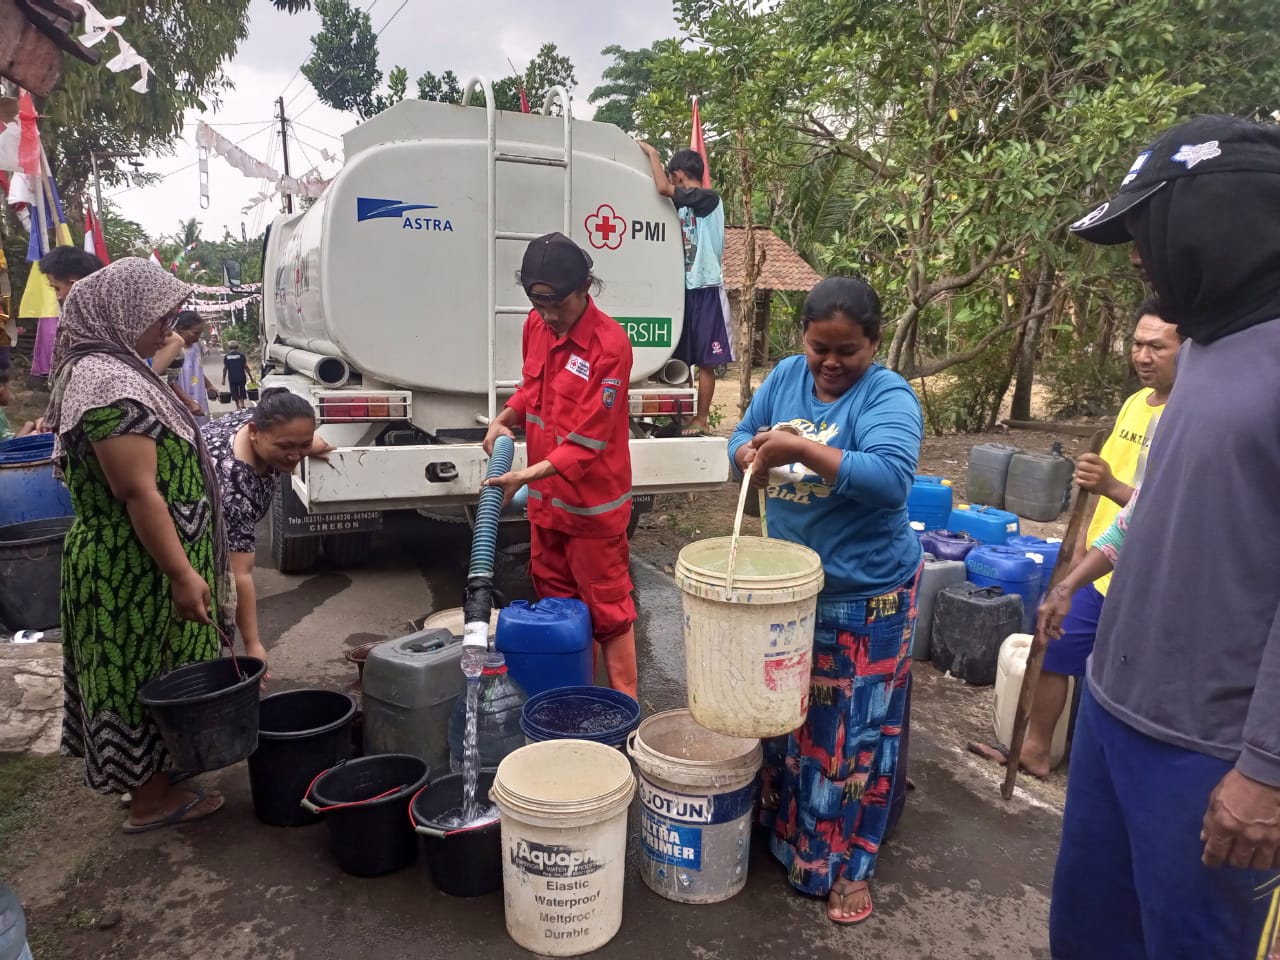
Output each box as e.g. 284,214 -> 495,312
520,232 -> 593,301
1071,115 -> 1280,245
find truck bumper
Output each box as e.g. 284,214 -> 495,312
291,436 -> 729,513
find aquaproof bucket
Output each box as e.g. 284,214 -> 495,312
675,535 -> 823,738
490,739 -> 635,956
627,709 -> 762,904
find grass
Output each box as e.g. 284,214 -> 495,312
0,753 -> 61,856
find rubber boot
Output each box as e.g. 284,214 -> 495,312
599,629 -> 638,700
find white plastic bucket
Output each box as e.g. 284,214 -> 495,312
490,739 -> 636,956
675,536 -> 824,738
627,709 -> 762,903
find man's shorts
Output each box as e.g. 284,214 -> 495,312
229,380 -> 248,401
674,285 -> 733,370
529,525 -> 635,643
1041,582 -> 1105,677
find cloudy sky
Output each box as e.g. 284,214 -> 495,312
108,0 -> 679,243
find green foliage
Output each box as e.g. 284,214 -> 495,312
589,43 -> 663,131
302,0 -> 382,118
416,43 -> 577,113
417,70 -> 463,104
98,200 -> 151,262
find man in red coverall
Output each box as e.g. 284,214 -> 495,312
482,233 -> 638,698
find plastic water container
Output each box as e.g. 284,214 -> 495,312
362,627 -> 465,771
907,475 -> 953,531
1006,534 -> 1063,600
913,556 -> 967,660
495,597 -> 592,697
918,528 -> 978,562
949,504 -> 1020,545
447,650 -> 527,773
0,883 -> 31,960
965,545 -> 1041,634
0,433 -> 74,526
1005,451 -> 1074,521
491,740 -> 636,955
965,443 -> 1020,509
628,709 -> 762,904
993,634 -> 1074,768
931,582 -> 1023,685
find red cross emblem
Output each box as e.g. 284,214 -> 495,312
585,203 -> 627,250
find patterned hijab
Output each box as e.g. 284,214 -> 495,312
46,257 -> 196,453
45,257 -> 235,630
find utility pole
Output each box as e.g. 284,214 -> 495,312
277,96 -> 294,214
89,150 -> 139,229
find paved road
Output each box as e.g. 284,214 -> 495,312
27,511 -> 1058,960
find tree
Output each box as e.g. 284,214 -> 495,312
416,43 -> 577,113
418,70 -> 463,104
589,43 -> 663,131
98,201 -> 150,263
302,0 -> 383,119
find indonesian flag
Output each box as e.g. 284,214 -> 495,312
519,86 -> 531,113
84,205 -> 110,263
690,96 -> 711,188
150,247 -> 163,267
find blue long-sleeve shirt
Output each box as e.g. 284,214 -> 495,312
728,355 -> 924,599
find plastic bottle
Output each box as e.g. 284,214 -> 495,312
0,884 -> 32,960
447,650 -> 528,773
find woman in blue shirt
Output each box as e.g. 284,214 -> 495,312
729,276 -> 923,926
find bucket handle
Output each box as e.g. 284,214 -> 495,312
407,782 -> 499,837
726,460 -> 762,594
301,763 -> 407,814
625,730 -> 639,759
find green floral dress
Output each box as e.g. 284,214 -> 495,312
59,400 -> 220,793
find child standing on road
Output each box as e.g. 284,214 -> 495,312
222,341 -> 251,410
639,141 -> 732,435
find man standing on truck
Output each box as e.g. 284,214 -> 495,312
482,233 -> 638,698
639,141 -> 731,436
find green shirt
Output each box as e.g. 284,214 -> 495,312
0,409 -> 14,442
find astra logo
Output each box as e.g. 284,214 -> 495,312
356,197 -> 438,222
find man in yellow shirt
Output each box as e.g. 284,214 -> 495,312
1019,296 -> 1181,777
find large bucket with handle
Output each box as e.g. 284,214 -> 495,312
675,467 -> 824,738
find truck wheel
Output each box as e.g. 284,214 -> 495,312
322,532 -> 374,568
268,481 -> 319,573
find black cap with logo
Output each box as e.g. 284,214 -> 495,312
1070,115 -> 1280,245
520,232 -> 593,302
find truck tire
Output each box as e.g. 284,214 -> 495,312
322,532 -> 374,568
268,480 -> 319,574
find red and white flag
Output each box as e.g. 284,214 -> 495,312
150,247 -> 163,267
690,96 -> 711,188
83,204 -> 110,264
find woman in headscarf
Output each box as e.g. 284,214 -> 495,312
46,258 -> 230,833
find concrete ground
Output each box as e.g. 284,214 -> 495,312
11,510 -> 1060,960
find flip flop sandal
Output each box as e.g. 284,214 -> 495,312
122,786 -> 224,834
828,882 -> 873,925
119,770 -> 200,807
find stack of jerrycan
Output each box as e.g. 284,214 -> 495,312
965,443 -> 1020,509
965,545 -> 1040,634
913,554 -> 967,660
1004,444 -> 1074,522
361,627 -> 464,772
931,582 -> 1022,685
495,597 -> 593,697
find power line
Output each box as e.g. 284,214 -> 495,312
288,118 -> 344,143
292,0 -> 409,122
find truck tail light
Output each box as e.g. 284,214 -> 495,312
628,393 -> 696,417
315,391 -> 412,424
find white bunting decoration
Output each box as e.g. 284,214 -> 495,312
74,1 -> 154,93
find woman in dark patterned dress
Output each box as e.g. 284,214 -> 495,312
47,258 -> 231,832
202,389 -> 331,674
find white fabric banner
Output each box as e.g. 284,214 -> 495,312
195,122 -> 330,199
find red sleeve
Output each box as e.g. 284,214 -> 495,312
504,313 -> 537,418
545,349 -> 631,483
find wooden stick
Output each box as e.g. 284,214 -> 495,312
1001,427 -> 1109,800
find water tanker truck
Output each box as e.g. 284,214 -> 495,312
259,79 -> 729,571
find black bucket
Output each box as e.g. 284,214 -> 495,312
138,656 -> 265,772
409,772 -> 501,897
304,754 -> 430,877
0,516 -> 72,630
249,689 -> 356,827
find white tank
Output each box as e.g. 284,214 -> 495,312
991,633 -> 1073,769
263,98 -> 687,393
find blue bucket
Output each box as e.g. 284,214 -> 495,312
519,685 -> 641,749
0,434 -> 73,526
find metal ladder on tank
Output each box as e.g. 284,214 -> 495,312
461,76 -> 574,423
